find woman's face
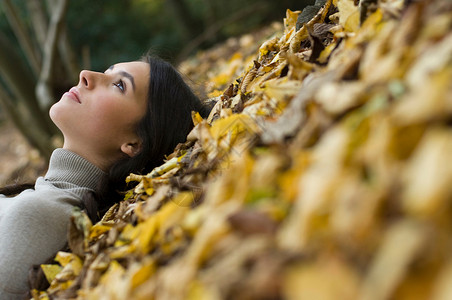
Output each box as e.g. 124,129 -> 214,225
50,61 -> 150,167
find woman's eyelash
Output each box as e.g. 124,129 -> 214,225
114,79 -> 125,92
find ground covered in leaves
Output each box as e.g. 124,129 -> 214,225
35,0 -> 452,299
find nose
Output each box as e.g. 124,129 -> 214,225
79,70 -> 101,90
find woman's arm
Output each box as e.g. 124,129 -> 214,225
0,190 -> 78,299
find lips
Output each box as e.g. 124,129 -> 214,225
64,87 -> 81,104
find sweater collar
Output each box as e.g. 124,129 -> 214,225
44,148 -> 107,193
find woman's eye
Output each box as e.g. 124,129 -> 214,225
114,80 -> 125,92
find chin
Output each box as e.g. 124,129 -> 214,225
49,103 -> 59,124
49,102 -> 67,133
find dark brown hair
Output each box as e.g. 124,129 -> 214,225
96,54 -> 211,216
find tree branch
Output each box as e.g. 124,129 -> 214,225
43,0 -> 79,83
36,0 -> 69,111
0,31 -> 56,154
0,32 -> 38,111
0,81 -> 53,160
1,0 -> 41,77
26,0 -> 49,51
58,25 -> 80,83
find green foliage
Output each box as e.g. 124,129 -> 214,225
1,0 -> 304,71
66,0 -> 153,70
65,0 -> 303,69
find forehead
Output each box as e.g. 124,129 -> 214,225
111,61 -> 149,78
110,61 -> 149,89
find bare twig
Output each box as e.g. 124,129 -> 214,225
58,26 -> 80,83
45,0 -> 57,11
43,0 -> 79,83
36,0 -> 69,111
0,84 -> 53,159
0,32 -> 39,114
26,0 -> 49,50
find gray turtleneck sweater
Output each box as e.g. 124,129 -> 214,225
0,149 -> 107,300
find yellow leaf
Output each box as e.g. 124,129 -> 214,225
278,151 -> 310,203
145,186 -> 155,196
54,251 -> 82,268
187,280 -> 220,300
191,111 -> 204,126
210,114 -> 258,142
261,78 -> 302,109
130,258 -> 156,290
359,221 -> 427,300
337,0 -> 360,32
134,217 -> 158,255
116,223 -> 140,246
98,260 -> 128,299
171,191 -> 195,207
126,173 -> 143,184
402,129 -> 452,218
41,264 -> 63,283
207,89 -> 223,98
101,203 -> 119,223
108,245 -> 136,260
315,81 -> 365,116
318,42 -> 336,64
283,255 -> 359,299
149,154 -> 185,178
211,73 -> 231,86
31,290 -> 50,300
283,9 -> 301,32
156,201 -> 189,233
89,223 -> 113,240
259,36 -> 279,58
182,206 -> 208,236
101,260 -> 125,281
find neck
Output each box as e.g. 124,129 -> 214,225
62,143 -> 118,173
45,148 -> 108,194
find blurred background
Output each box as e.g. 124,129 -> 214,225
0,0 -> 307,184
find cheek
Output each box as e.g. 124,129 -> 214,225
93,101 -> 125,129
89,98 -> 140,136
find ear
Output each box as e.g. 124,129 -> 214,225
120,141 -> 142,157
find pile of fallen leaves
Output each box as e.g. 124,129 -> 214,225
178,22 -> 283,100
35,0 -> 452,299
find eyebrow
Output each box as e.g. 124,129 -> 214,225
107,65 -> 136,92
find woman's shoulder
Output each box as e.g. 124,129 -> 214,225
3,177 -> 83,213
2,189 -> 80,227
35,177 -> 87,201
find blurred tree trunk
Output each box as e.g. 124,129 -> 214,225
0,32 -> 53,158
0,0 -> 78,161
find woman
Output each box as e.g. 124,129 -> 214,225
0,55 -> 211,299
